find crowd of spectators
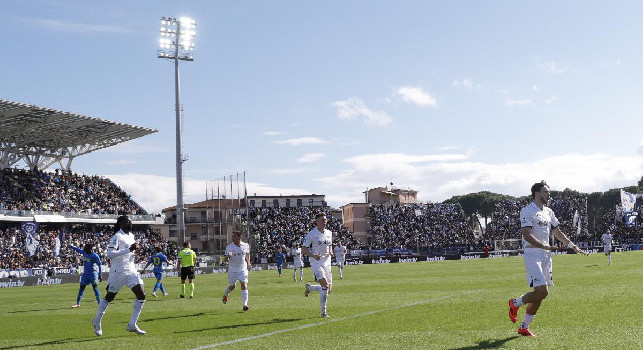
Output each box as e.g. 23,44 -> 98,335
484,194 -> 590,244
594,209 -> 643,244
248,206 -> 360,263
0,168 -> 145,215
368,203 -> 482,255
484,199 -> 528,243
0,223 -> 176,270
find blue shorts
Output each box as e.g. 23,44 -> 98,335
153,270 -> 164,280
80,273 -> 99,286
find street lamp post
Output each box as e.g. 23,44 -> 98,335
158,16 -> 196,245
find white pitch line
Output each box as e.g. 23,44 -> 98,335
188,290 -> 477,350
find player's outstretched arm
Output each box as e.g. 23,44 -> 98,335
572,245 -> 590,256
552,227 -> 589,256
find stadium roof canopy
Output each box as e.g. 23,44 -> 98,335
0,98 -> 157,171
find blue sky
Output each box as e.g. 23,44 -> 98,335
2,0 -> 642,213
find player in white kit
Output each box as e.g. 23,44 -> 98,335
93,216 -> 146,336
303,212 -> 333,318
222,231 -> 252,311
601,230 -> 613,265
508,181 -> 588,337
333,243 -> 347,279
291,244 -> 304,282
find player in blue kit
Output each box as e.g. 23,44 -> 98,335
70,243 -> 102,308
142,246 -> 173,297
275,247 -> 286,277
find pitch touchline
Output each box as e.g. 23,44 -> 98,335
188,290 -> 477,350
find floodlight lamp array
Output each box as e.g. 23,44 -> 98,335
158,16 -> 196,60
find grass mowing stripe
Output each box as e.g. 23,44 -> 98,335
188,290 -> 478,350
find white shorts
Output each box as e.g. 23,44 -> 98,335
523,248 -> 553,288
107,270 -> 143,293
293,260 -> 303,269
228,269 -> 248,285
604,245 -> 612,254
336,257 -> 345,266
311,263 -> 332,284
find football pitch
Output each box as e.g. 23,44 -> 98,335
1,251 -> 642,350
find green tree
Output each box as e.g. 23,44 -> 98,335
444,191 -> 515,235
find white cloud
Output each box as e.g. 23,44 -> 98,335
106,160 -> 138,165
274,137 -> 329,146
313,152 -> 642,207
332,98 -> 392,127
504,98 -> 532,106
20,18 -> 135,34
245,182 -> 310,198
103,139 -> 167,154
532,85 -> 539,91
108,152 -> 642,213
538,60 -> 566,74
344,151 -> 473,172
546,95 -> 558,104
297,153 -> 326,163
452,78 -> 481,90
107,174 -> 310,213
106,174 -> 194,214
396,86 -> 437,107
264,131 -> 284,136
266,168 -> 307,175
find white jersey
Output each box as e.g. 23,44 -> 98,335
520,202 -> 559,248
107,229 -> 137,272
334,245 -> 347,261
292,247 -> 303,267
225,242 -> 250,272
601,233 -> 613,247
303,227 -> 332,267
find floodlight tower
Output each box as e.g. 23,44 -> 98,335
158,16 -> 196,245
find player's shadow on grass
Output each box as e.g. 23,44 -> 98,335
584,264 -> 600,267
3,298 -> 136,315
447,336 -> 519,350
0,337 -> 100,349
174,318 -> 302,333
3,306 -> 72,314
142,311 -> 207,322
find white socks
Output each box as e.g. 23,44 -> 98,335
513,297 -> 525,307
320,288 -> 328,314
520,314 -> 535,329
95,299 -> 109,321
129,299 -> 145,326
241,290 -> 249,306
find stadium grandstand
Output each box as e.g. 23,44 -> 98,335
0,99 -> 172,273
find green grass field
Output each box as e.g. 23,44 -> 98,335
1,251 -> 642,350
